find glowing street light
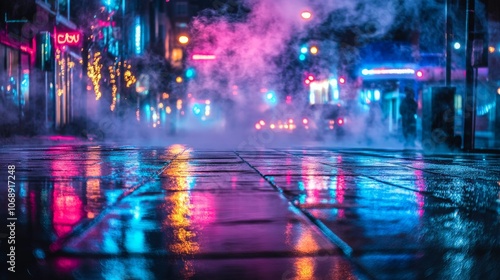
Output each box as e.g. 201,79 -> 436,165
453,42 -> 461,50
301,11 -> 312,20
310,46 -> 318,54
178,35 -> 189,44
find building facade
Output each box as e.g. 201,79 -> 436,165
1,0 -> 85,135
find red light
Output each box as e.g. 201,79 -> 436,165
339,77 -> 346,84
302,118 -> 308,124
416,70 -> 423,78
305,79 -> 311,85
255,123 -> 262,130
308,75 -> 314,81
338,119 -> 343,125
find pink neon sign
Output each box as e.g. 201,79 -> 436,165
361,68 -> 416,75
56,32 -> 81,46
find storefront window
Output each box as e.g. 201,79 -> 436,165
0,44 -> 31,125
21,53 -> 30,115
0,45 -> 20,124
474,81 -> 496,149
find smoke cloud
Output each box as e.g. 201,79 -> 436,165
2,0 -> 457,151
177,0 -> 430,150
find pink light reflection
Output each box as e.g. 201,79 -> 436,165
52,182 -> 84,237
55,257 -> 81,272
336,156 -> 345,219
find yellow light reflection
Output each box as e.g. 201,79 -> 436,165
85,149 -> 102,219
294,258 -> 315,280
163,147 -> 197,279
290,230 -> 318,280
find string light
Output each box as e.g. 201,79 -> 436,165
109,64 -> 118,111
56,49 -> 65,97
124,69 -> 137,88
87,52 -> 103,100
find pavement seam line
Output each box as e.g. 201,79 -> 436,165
271,149 -> 387,280
45,147 -> 190,255
279,150 -> 457,205
235,151 -> 378,280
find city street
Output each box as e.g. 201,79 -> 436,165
1,141 -> 500,279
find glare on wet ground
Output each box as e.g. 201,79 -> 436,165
1,145 -> 499,279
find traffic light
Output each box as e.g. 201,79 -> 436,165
304,74 -> 314,85
36,32 -> 54,71
264,90 -> 277,105
310,46 -> 318,55
299,45 -> 308,61
185,67 -> 195,79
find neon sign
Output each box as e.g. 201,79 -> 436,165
56,32 -> 81,46
361,68 -> 416,75
192,54 -> 216,60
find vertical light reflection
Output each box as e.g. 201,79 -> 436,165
191,192 -> 215,226
52,186 -> 83,237
291,230 -> 320,279
336,156 -> 346,219
85,148 -> 102,219
286,155 -> 292,186
294,258 -> 315,280
301,161 -> 327,205
49,146 -> 80,178
49,146 -> 83,237
108,149 -> 140,189
231,176 -> 237,189
163,147 -> 198,279
292,156 -> 324,280
414,169 -> 426,217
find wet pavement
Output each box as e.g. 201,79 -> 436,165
1,144 -> 500,279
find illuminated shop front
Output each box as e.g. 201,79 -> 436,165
0,36 -> 32,128
54,29 -> 83,129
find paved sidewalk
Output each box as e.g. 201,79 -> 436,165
1,144 -> 499,279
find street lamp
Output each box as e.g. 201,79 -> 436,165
178,35 -> 189,45
301,11 -> 312,20
310,46 -> 318,54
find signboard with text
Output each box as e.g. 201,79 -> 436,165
56,31 -> 82,47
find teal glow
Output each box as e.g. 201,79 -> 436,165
186,68 -> 195,78
193,104 -> 201,115
265,91 -> 278,106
